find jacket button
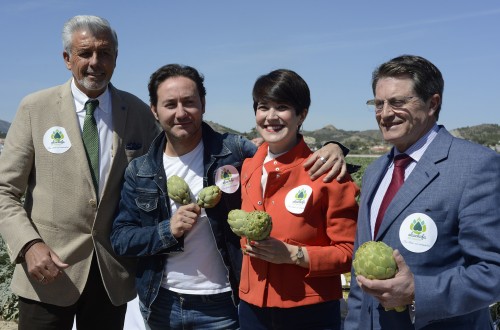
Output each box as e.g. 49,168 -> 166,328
275,167 -> 279,171
89,199 -> 97,207
257,201 -> 262,205
276,174 -> 280,178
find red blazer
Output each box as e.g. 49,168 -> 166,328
239,137 -> 359,308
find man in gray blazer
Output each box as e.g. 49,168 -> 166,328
344,55 -> 500,329
0,15 -> 158,329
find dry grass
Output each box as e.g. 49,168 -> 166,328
0,320 -> 16,330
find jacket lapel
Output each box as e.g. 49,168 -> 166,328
110,84 -> 127,160
57,80 -> 95,190
361,154 -> 391,238
102,84 -> 127,197
241,144 -> 267,211
375,128 -> 452,239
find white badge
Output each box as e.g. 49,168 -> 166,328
399,212 -> 438,253
215,165 -> 240,194
285,185 -> 312,214
43,126 -> 72,154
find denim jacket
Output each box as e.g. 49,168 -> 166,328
110,122 -> 256,318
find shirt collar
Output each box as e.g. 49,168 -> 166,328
394,124 -> 440,162
71,78 -> 111,114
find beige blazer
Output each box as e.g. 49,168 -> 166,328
0,79 -> 159,306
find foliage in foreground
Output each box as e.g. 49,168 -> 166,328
346,156 -> 377,188
0,238 -> 18,321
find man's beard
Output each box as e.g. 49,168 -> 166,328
77,77 -> 109,92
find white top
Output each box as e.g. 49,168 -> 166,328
161,140 -> 231,294
71,80 -> 113,199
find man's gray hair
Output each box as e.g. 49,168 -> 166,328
62,15 -> 118,56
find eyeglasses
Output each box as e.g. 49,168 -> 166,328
366,96 -> 416,112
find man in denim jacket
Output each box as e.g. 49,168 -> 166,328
110,64 -> 347,330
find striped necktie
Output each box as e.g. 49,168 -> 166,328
82,99 -> 100,197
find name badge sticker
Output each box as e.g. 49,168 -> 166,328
399,212 -> 438,253
215,165 -> 240,194
285,185 -> 312,214
43,126 -> 72,154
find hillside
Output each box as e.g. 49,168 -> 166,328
1,119 -> 498,153
450,124 -> 500,147
206,121 -> 499,154
0,120 -> 10,137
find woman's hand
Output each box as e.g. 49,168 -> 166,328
243,237 -> 308,267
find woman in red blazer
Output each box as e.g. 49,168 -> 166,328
238,69 -> 359,330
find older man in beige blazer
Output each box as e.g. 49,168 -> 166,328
0,15 -> 158,330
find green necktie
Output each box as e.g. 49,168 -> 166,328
82,99 -> 100,197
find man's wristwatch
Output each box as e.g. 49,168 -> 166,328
294,246 -> 304,265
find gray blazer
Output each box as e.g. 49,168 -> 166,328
0,79 -> 159,306
345,126 -> 500,330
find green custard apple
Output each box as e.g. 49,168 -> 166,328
167,175 -> 192,205
244,210 -> 272,241
353,241 -> 406,312
227,209 -> 249,236
197,185 -> 222,208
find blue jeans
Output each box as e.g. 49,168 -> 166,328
239,299 -> 341,330
146,287 -> 238,330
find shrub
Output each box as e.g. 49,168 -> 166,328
0,238 -> 18,321
346,156 -> 377,188
491,302 -> 500,329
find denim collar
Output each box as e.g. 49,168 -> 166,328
136,122 -> 233,178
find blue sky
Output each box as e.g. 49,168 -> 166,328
1,1 -> 499,133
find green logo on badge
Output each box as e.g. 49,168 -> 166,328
220,168 -> 232,180
51,129 -> 65,143
294,188 -> 307,201
410,217 -> 426,235
220,168 -> 233,183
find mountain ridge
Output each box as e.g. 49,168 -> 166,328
1,119 -> 498,152
206,121 -> 500,152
